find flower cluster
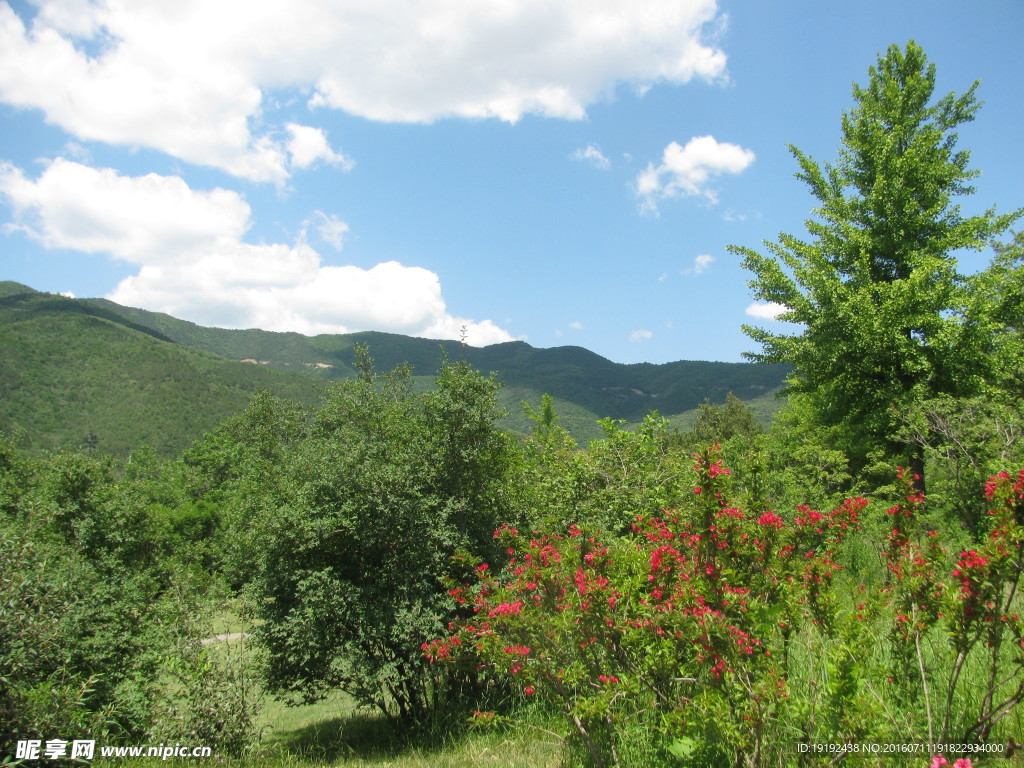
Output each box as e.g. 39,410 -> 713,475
430,454 -> 1024,764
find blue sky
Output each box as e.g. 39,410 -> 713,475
1,0 -> 1021,364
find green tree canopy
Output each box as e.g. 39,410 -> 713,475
730,41 -> 1021,484
973,229 -> 1024,396
687,392 -> 762,447
247,347 -> 523,722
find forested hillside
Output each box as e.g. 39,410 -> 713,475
0,282 -> 787,456
0,287 -> 325,456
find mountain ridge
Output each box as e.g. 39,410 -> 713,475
0,281 -> 789,455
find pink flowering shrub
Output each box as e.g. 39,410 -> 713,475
428,450 -> 1024,766
833,463 -> 1024,746
428,445 -> 866,766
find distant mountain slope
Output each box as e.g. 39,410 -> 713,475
0,283 -> 789,456
83,291 -> 789,421
0,289 -> 324,456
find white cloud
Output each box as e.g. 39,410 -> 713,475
571,144 -> 611,170
59,290 -> 75,298
569,320 -> 583,330
0,159 -> 250,262
286,124 -> 353,171
0,159 -> 512,345
745,302 -> 787,320
636,135 -> 754,213
629,328 -> 653,342
680,253 -> 715,276
0,1 -> 726,180
62,141 -> 91,163
306,210 -> 349,251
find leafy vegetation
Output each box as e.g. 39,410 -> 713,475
246,348 -> 521,724
731,41 -> 1021,488
0,290 -> 324,457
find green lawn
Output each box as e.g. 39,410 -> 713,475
90,608 -> 561,768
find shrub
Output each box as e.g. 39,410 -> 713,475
435,447 -> 1024,766
248,349 -> 524,724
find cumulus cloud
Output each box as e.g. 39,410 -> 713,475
571,144 -> 611,170
0,159 -> 250,262
286,124 -> 354,171
629,328 -> 653,342
0,1 -> 726,179
636,135 -> 754,213
745,302 -> 787,320
0,159 -> 512,345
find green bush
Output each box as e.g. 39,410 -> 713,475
0,514 -> 158,752
247,348 -> 524,724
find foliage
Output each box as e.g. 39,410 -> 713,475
434,443 -> 1024,766
868,465 -> 1024,744
433,446 -> 866,767
973,229 -> 1024,397
731,41 -> 1021,483
683,392 -> 763,448
247,347 -> 523,724
522,412 -> 693,537
150,594 -> 263,757
0,433 -> 260,756
0,505 -> 162,752
897,394 -> 1024,536
0,291 -> 322,458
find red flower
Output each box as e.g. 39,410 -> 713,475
488,601 -> 524,617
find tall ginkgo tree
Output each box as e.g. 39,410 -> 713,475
730,41 -> 1021,489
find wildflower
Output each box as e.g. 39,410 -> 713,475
708,460 -> 731,478
488,601 -> 524,617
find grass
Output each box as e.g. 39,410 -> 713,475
91,602 -> 563,768
252,672 -> 562,767
93,692 -> 561,768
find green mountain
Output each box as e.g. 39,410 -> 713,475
81,292 -> 789,416
0,286 -> 324,456
0,282 -> 789,456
